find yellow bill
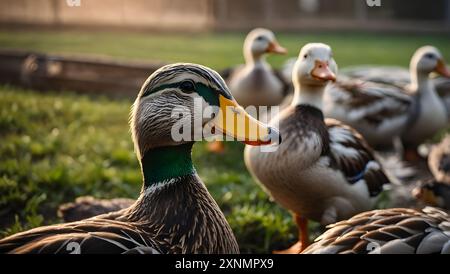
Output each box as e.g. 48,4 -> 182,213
209,95 -> 280,146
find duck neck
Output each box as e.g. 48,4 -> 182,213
126,142 -> 239,253
244,48 -> 266,68
410,67 -> 432,93
291,83 -> 325,109
141,142 -> 196,187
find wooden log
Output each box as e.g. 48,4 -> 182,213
0,49 -> 165,98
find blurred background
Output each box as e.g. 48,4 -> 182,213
1,0 -> 449,32
0,0 -> 449,253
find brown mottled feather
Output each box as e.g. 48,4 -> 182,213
303,207 -> 450,254
326,79 -> 412,129
325,119 -> 390,196
0,175 -> 239,254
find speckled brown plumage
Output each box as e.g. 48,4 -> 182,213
303,207 -> 450,254
325,118 -> 389,197
327,79 -> 412,128
293,105 -> 390,198
0,175 -> 239,254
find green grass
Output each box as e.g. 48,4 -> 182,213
0,30 -> 449,253
0,29 -> 449,69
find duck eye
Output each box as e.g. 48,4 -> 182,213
426,54 -> 434,59
256,36 -> 264,41
179,80 -> 196,93
304,54 -> 308,59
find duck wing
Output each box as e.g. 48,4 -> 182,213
303,207 -> 450,254
325,119 -> 391,197
340,66 -> 411,89
326,78 -> 413,130
342,66 -> 450,117
0,217 -> 162,254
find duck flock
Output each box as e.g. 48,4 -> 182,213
1,28 -> 450,254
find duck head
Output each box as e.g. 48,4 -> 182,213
411,46 -> 450,83
293,43 -> 337,87
244,28 -> 287,64
291,43 -> 337,108
131,63 -> 280,159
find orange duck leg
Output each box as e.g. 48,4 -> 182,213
273,214 -> 309,254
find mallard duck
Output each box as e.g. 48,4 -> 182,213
244,43 -> 391,253
58,196 -> 134,222
0,63 -> 279,254
302,207 -> 450,254
323,46 -> 450,158
223,28 -> 289,108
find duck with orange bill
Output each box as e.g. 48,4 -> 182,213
245,43 -> 391,253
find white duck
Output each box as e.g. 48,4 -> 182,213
209,28 -> 288,153
223,28 -> 288,108
323,46 -> 450,159
244,43 -> 391,253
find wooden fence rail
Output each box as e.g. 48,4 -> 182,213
0,49 -> 165,98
